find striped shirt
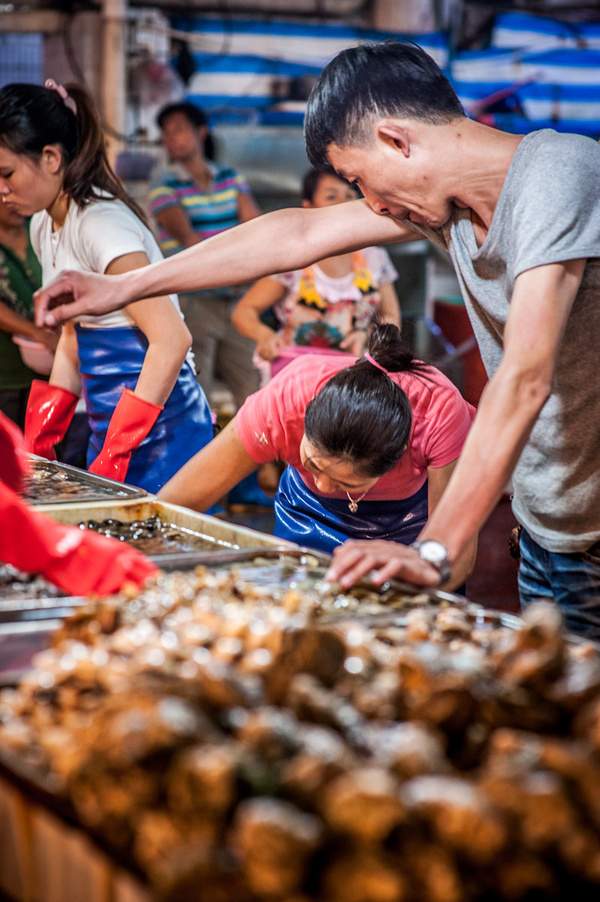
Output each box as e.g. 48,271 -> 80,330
148,161 -> 252,256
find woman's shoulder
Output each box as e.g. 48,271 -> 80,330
397,365 -> 468,406
72,197 -> 145,235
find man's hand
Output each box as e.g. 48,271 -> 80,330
326,538 -> 444,589
34,270 -> 128,328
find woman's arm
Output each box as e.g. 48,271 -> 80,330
379,282 -> 402,331
231,277 -> 287,361
48,322 -> 82,395
36,201 -> 415,327
0,300 -> 59,351
107,251 -> 192,407
158,417 -> 259,509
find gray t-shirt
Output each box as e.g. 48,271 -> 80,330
409,129 -> 600,552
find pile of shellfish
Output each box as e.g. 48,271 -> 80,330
1,567 -> 600,901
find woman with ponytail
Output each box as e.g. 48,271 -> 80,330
0,81 -> 213,493
159,323 -> 477,590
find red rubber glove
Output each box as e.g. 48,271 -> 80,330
0,412 -> 31,493
24,379 -> 79,460
0,479 -> 159,596
89,389 -> 162,483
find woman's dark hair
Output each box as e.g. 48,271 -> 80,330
304,322 -> 432,478
0,82 -> 149,225
156,101 -> 216,161
301,167 -> 355,204
304,40 -> 465,171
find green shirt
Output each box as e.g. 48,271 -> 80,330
0,241 -> 42,389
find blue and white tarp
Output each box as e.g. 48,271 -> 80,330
491,12 -> 600,52
451,16 -> 600,138
171,15 -> 448,124
168,11 -> 600,137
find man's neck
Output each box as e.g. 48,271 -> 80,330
450,120 -> 523,231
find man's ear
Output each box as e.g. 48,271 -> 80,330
377,120 -> 411,158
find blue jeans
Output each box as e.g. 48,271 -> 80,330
519,527 -> 600,639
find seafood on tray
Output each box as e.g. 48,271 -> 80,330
76,514 -> 235,556
1,568 -> 600,900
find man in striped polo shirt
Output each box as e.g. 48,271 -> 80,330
148,102 -> 262,413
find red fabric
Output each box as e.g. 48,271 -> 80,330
0,479 -> 159,596
24,379 -> 79,460
89,389 -> 162,483
235,353 -> 475,502
0,412 -> 31,493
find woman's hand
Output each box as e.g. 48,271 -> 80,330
340,329 -> 368,357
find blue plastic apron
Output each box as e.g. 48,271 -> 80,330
76,324 -> 213,494
274,465 -> 429,554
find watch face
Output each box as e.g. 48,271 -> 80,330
418,540 -> 448,564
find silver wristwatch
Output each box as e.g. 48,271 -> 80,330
412,539 -> 452,584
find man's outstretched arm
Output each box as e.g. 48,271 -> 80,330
34,200 -> 413,327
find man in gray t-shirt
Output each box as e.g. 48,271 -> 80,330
34,42 -> 600,636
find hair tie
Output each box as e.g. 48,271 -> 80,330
364,352 -> 391,377
45,78 -> 77,115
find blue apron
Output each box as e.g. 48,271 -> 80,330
76,324 -> 213,494
274,465 -> 429,554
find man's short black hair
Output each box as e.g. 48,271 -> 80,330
304,40 -> 465,171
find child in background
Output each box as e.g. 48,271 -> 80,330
232,168 -> 401,384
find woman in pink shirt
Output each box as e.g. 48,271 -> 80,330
159,324 -> 477,590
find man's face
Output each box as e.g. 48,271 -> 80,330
327,131 -> 453,230
160,112 -> 205,163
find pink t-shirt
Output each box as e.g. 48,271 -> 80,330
236,355 -> 474,501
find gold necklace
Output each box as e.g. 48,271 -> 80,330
346,489 -> 368,513
49,218 -> 65,269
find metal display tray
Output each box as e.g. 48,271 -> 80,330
26,456 -> 148,507
39,499 -> 295,556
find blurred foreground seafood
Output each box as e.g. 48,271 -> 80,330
1,568 -> 600,901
